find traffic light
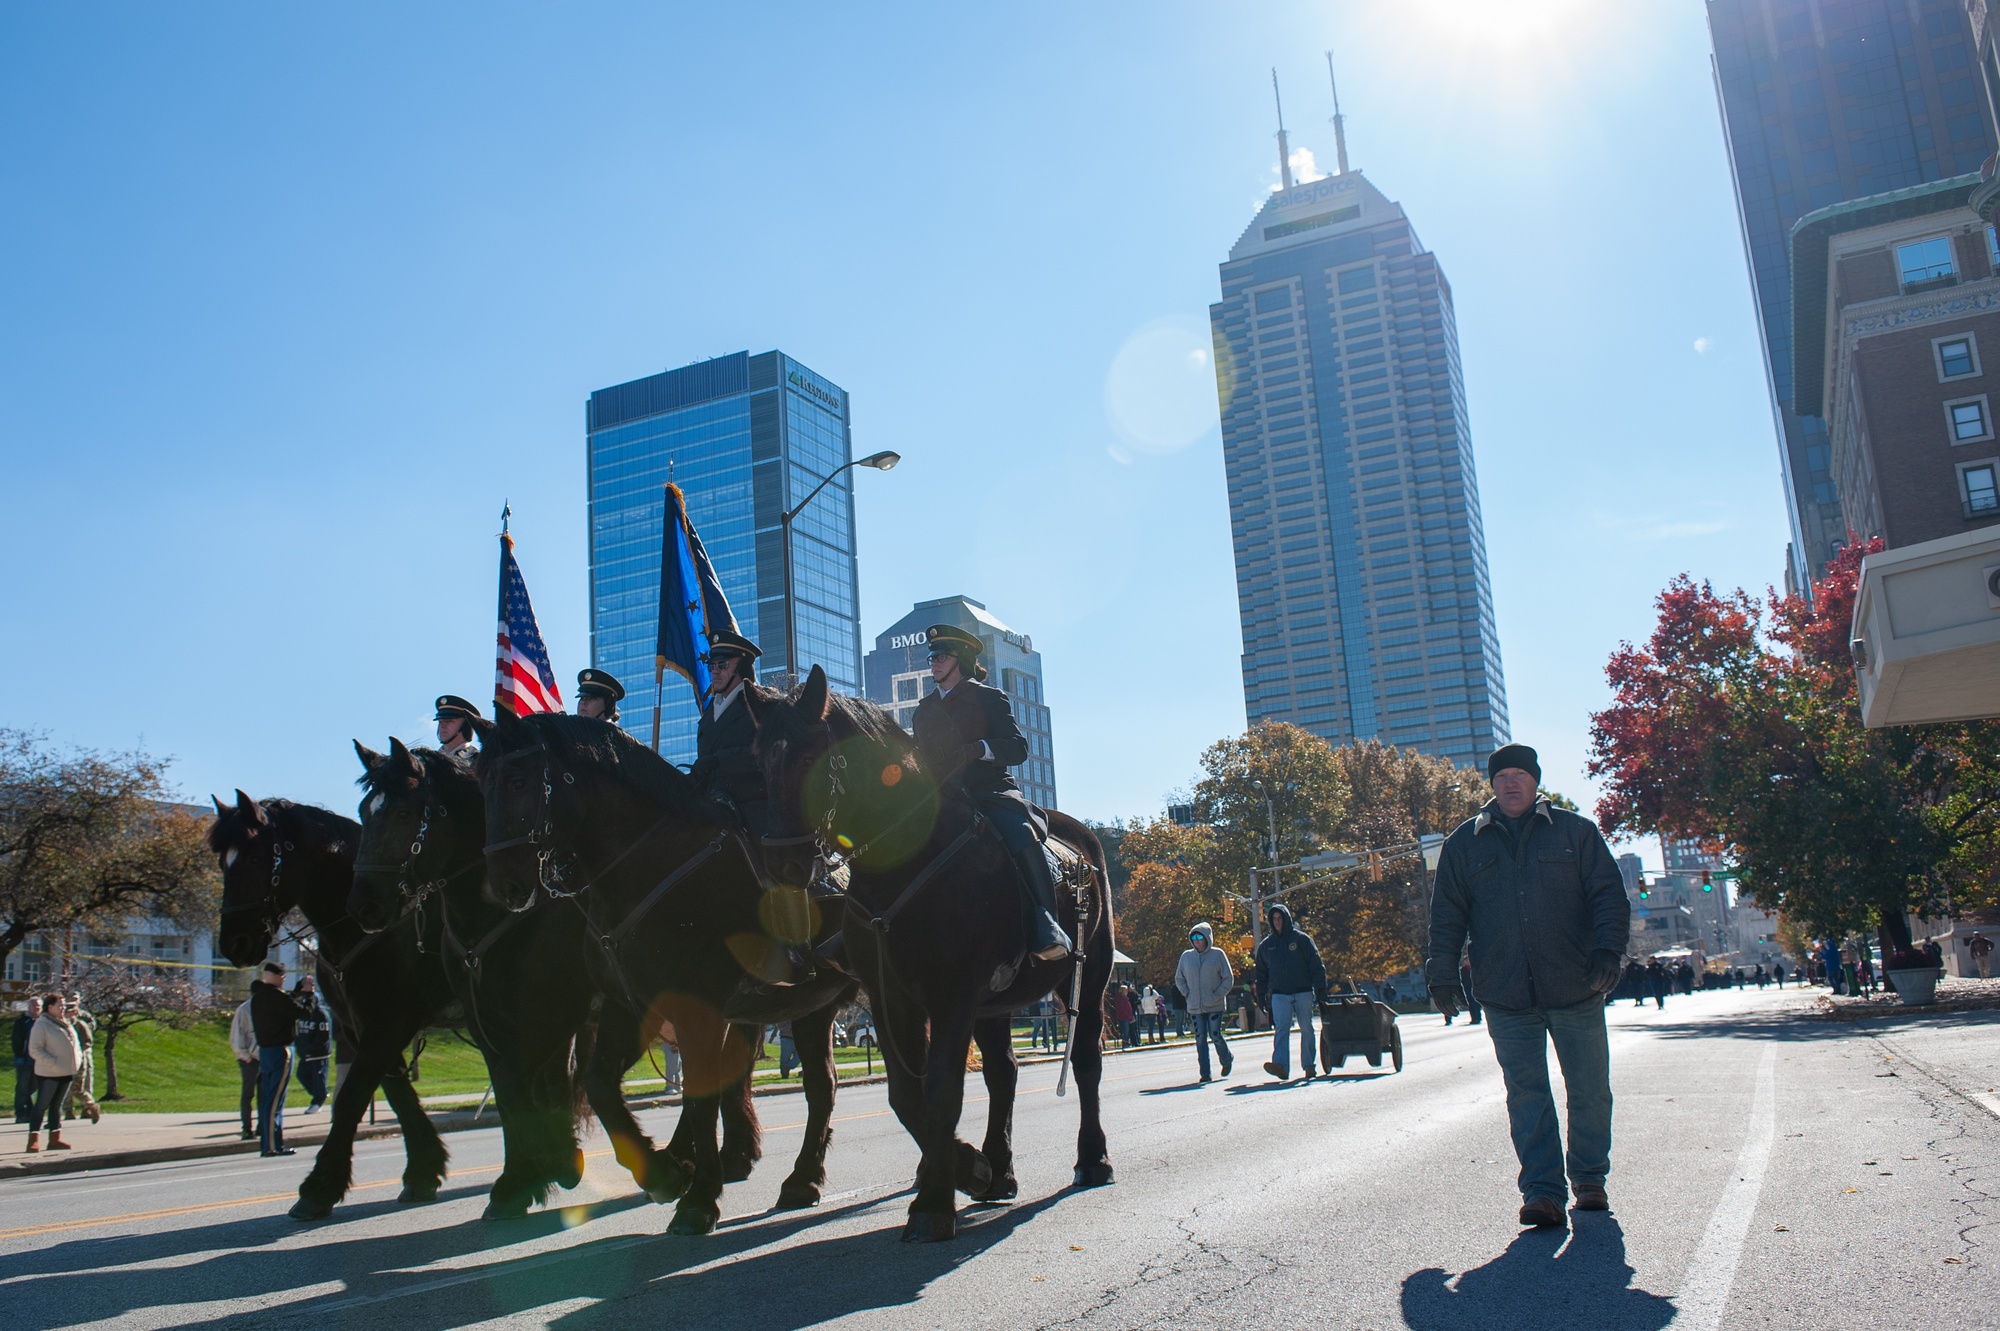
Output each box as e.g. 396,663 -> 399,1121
1638,881 -> 1651,899
1700,871 -> 1714,893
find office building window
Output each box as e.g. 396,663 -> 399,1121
1897,236 -> 1957,289
1989,225 -> 2000,271
1961,459 -> 2000,515
1936,335 -> 1980,380
1947,396 -> 1993,443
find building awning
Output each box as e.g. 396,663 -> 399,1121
1788,174 -> 1982,418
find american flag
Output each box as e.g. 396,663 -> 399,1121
495,534 -> 564,716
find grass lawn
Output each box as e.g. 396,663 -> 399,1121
93,1019 -> 1091,1114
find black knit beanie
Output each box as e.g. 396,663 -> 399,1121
1486,743 -> 1540,783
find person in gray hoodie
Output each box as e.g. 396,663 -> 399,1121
1174,922 -> 1235,1082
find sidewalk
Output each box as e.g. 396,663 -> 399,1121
1815,974 -> 2000,1020
2,1033 -> 1208,1181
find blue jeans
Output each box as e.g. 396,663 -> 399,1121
1485,998 -> 1612,1203
257,1046 -> 292,1153
1269,992 -> 1317,1075
1191,1011 -> 1231,1078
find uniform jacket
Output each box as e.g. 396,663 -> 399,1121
250,982 -> 310,1049
28,1015 -> 81,1078
1252,904 -> 1327,1001
1174,924 -> 1234,1014
293,992 -> 333,1058
912,678 -> 1028,799
692,685 -> 767,806
1424,797 -> 1630,1012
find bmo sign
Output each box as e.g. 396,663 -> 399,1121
889,633 -> 930,650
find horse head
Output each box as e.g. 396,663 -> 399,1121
208,788 -> 290,967
471,709 -> 593,912
754,665 -> 937,880
350,737 -> 470,932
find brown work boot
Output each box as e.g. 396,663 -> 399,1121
1573,1184 -> 1609,1211
85,1102 -> 102,1125
1518,1196 -> 1565,1228
47,1131 -> 72,1150
25,1132 -> 39,1153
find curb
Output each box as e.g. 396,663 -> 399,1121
0,1037 -> 1200,1181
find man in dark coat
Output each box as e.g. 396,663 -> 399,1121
250,961 -> 312,1156
911,624 -> 1070,961
1426,743 -> 1628,1230
12,996 -> 41,1125
690,630 -> 776,834
1252,903 -> 1327,1081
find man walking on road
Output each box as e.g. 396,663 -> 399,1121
1174,923 -> 1234,1082
250,962 -> 310,1157
1426,743 -> 1628,1229
1253,904 -> 1327,1082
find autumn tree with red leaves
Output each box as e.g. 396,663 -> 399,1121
1588,540 -> 2000,955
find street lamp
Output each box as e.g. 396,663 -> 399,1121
780,450 -> 900,685
1250,780 -> 1281,951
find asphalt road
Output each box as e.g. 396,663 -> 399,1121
3,986 -> 1996,1330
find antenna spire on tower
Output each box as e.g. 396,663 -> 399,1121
1272,67 -> 1294,192
1325,51 -> 1350,176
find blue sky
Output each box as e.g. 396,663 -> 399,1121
1,3 -> 1784,869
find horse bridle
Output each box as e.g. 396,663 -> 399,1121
353,785 -> 482,950
220,831 -> 311,953
482,733 -> 583,904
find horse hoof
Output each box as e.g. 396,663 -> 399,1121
775,1179 -> 823,1210
288,1197 -> 333,1222
954,1142 -> 993,1198
902,1212 -> 957,1243
398,1183 -> 440,1205
721,1159 -> 755,1184
1072,1161 -> 1115,1189
972,1175 -> 1018,1204
667,1204 -> 719,1236
482,1197 -> 532,1221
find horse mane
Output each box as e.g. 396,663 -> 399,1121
501,712 -> 716,824
354,746 -> 474,797
821,691 -> 916,758
207,798 -> 359,854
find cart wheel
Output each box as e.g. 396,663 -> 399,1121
1390,1025 -> 1404,1073
1365,1051 -> 1382,1068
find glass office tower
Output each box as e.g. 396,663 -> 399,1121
586,351 -> 863,764
1210,170 -> 1508,770
1707,0 -> 1995,590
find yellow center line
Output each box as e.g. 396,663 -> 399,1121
4,1057 -> 1174,1242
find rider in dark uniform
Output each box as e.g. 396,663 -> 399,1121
912,624 -> 1072,962
434,696 -> 482,762
575,669 -> 624,723
690,630 -> 773,835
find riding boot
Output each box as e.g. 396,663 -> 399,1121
1010,844 -> 1073,962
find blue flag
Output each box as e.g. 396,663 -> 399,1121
655,483 -> 737,719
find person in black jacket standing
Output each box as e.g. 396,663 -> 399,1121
1252,903 -> 1326,1081
250,961 -> 311,1157
292,975 -> 333,1113
1425,744 -> 1628,1229
912,624 -> 1071,962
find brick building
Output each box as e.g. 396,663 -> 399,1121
1791,175 -> 2000,546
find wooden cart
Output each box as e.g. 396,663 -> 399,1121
1317,994 -> 1403,1072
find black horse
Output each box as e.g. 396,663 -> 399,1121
472,708 -> 858,1235
749,666 -> 1115,1243
209,790 -> 453,1219
347,739 -> 595,1219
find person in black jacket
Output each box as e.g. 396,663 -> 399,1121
1425,744 -> 1628,1229
1252,903 -> 1327,1081
291,975 -> 333,1113
12,996 -> 41,1125
690,630 -> 777,834
912,624 -> 1070,961
249,961 -> 311,1157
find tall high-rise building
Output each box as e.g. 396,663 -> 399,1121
1706,0 -> 1996,590
585,351 -> 863,764
1210,168 -> 1508,769
862,595 -> 1057,809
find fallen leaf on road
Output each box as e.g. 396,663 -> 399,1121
1033,1276 -> 1046,1282
1902,1156 -> 1918,1160
1880,1171 -> 1893,1176
1843,1187 -> 1859,1194
1773,1224 -> 1789,1231
1070,1245 -> 1083,1251
1946,1257 -> 1965,1265
1863,1160 -> 1878,1165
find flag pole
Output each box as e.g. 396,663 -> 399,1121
651,658 -> 665,752
495,501 -> 512,717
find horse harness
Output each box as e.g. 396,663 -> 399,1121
352,795 -> 483,959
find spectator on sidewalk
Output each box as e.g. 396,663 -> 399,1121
1425,743 -> 1628,1230
1459,958 -> 1484,1025
1253,903 -> 1327,1082
250,961 -> 310,1157
1646,959 -> 1668,1009
1773,960 -> 1786,989
13,996 -> 42,1126
1168,985 -> 1188,1039
61,992 -> 101,1124
292,976 -> 332,1114
1174,922 -> 1234,1082
25,993 -> 82,1152
1152,989 -> 1169,1043
1034,996 -> 1058,1052
774,1020 -> 797,1078
229,980 -> 259,1140
1972,933 -> 1994,980
1111,987 -> 1135,1049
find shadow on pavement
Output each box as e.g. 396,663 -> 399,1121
1633,1004 -> 2000,1044
1400,1215 -> 1675,1331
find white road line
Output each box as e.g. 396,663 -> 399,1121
1673,1045 -> 1776,1331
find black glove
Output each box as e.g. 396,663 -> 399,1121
1429,985 -> 1463,1019
960,741 -> 987,767
1587,948 -> 1623,995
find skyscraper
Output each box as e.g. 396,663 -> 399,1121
862,595 -> 1058,809
585,351 -> 863,764
1706,0 -> 1996,590
1210,166 -> 1508,770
